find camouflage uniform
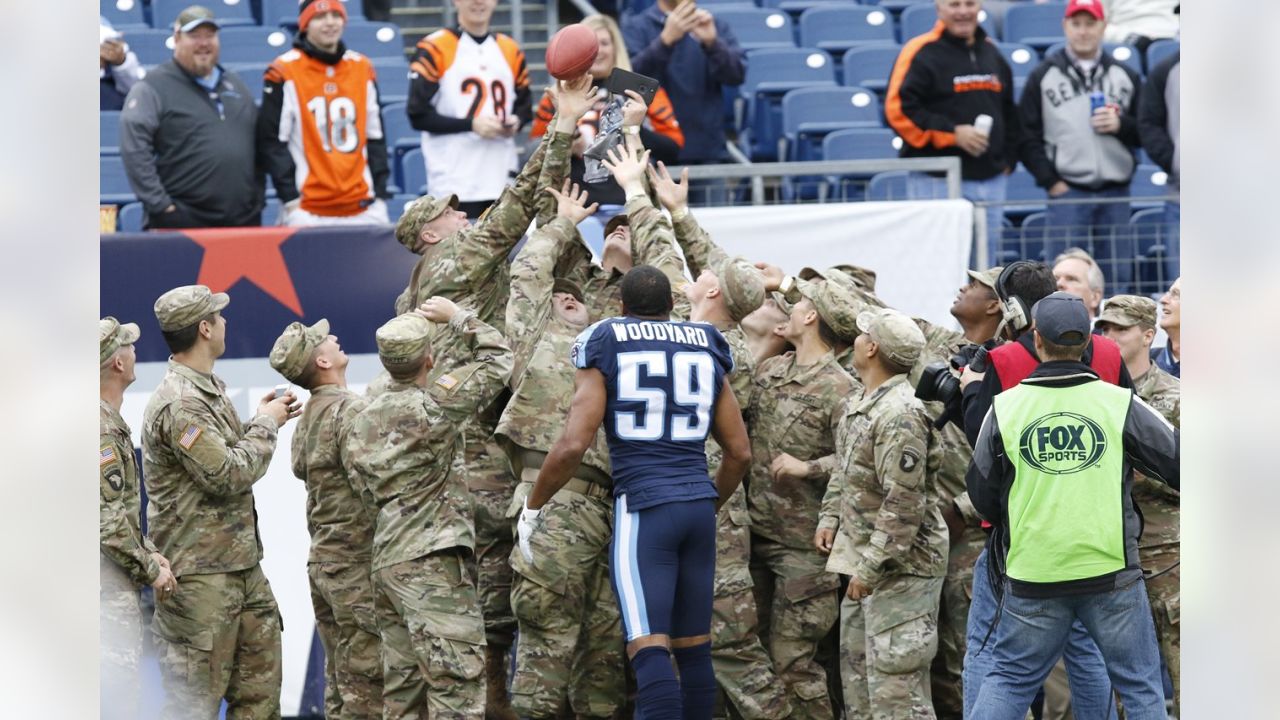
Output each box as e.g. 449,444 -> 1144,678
495,215 -> 624,718
270,320 -> 383,720
345,311 -> 512,720
101,333 -> 160,720
142,287 -> 283,720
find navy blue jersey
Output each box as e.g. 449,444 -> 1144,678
571,317 -> 735,510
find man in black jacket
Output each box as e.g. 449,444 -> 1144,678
1139,50 -> 1180,281
119,6 -> 262,229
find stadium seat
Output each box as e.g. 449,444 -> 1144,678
899,3 -> 995,42
152,0 -> 257,28
399,148 -> 427,195
1002,2 -> 1067,48
715,9 -> 796,51
841,44 -> 900,91
738,48 -> 837,160
117,202 -> 145,232
217,27 -> 294,65
1130,206 -> 1170,292
101,111 -> 122,154
262,198 -> 282,226
821,128 -> 901,200
1145,39 -> 1178,73
1044,41 -> 1142,77
373,57 -> 411,105
1129,164 -> 1173,209
695,0 -> 758,7
994,42 -> 1038,85
100,155 -> 136,205
1011,211 -> 1048,263
1003,168 -> 1045,216
263,0 -> 364,26
798,6 -> 896,52
386,194 -> 419,223
380,102 -> 420,152
760,0 -> 855,14
341,22 -> 403,60
780,86 -> 881,161
125,29 -> 177,66
866,169 -> 910,201
101,0 -> 148,29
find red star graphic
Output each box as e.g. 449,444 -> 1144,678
187,228 -> 304,316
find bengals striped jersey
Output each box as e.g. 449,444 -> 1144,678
407,28 -> 532,202
258,40 -> 389,217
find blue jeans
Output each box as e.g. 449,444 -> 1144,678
963,548 -> 1118,720
907,172 -> 1007,268
971,576 -> 1165,720
1164,200 -> 1180,280
1045,186 -> 1134,294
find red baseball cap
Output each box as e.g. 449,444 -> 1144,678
1065,0 -> 1105,20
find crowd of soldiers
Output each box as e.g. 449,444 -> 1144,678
99,73 -> 1180,720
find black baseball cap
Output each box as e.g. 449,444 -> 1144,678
1032,291 -> 1090,346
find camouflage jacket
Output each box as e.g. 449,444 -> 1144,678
911,319 -> 978,512
142,361 -> 278,576
346,311 -> 513,570
1132,364 -> 1180,560
496,215 -> 611,476
745,350 -> 857,549
290,385 -> 373,563
669,207 -> 722,279
821,375 -> 948,588
100,400 -> 159,586
711,325 -> 756,594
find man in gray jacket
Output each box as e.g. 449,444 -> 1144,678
1019,0 -> 1141,294
119,6 -> 262,229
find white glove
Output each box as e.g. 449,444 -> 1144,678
517,500 -> 542,563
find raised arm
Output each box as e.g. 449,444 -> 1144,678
649,160 -> 725,277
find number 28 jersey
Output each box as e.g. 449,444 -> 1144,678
571,317 -> 735,510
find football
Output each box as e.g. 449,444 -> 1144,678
545,24 -> 600,81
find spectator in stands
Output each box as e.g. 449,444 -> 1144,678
621,0 -> 745,172
258,0 -> 391,226
1139,49 -> 1179,280
530,14 -> 683,223
1052,248 -> 1105,319
101,17 -> 146,111
119,6 -> 262,229
407,0 -> 532,218
1152,275 -> 1179,377
1100,0 -> 1178,51
887,0 -> 1019,266
1020,0 -> 1142,296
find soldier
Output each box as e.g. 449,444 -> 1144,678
742,272 -> 859,719
345,300 -> 513,720
269,320 -> 381,719
141,286 -> 300,719
100,317 -> 175,720
817,308 -> 949,719
1095,294 -> 1180,711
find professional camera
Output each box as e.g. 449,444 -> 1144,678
916,341 -> 994,428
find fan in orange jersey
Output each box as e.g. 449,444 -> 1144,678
406,0 -> 533,219
258,0 -> 391,226
530,14 -> 683,216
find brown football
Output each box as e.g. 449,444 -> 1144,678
545,24 -> 600,81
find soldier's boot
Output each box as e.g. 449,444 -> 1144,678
485,645 -> 519,720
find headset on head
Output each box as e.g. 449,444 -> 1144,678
995,261 -> 1037,336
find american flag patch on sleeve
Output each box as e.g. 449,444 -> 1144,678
99,446 -> 116,466
179,424 -> 204,450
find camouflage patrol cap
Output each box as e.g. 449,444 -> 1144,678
269,319 -> 330,382
796,277 -> 859,342
552,277 -> 586,303
831,264 -> 878,293
770,291 -> 793,315
394,193 -> 460,250
856,307 -> 926,369
99,317 -> 140,365
1096,294 -> 1157,329
966,266 -> 1004,291
375,313 -> 436,365
604,214 -> 630,238
712,256 -> 766,322
154,285 -> 229,332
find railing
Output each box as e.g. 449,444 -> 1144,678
670,156 -> 963,206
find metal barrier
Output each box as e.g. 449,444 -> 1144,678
670,157 -> 964,207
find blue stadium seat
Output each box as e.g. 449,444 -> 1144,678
1044,41 -> 1142,77
100,155 -> 136,205
152,0 -> 257,28
101,111 -> 122,154
387,194 -> 418,223
798,6 -> 896,52
1129,164 -> 1173,210
1002,2 -> 1067,48
1145,39 -> 1178,74
373,57 -> 411,105
379,102 -> 419,151
994,42 -> 1038,84
341,22 -> 404,60
841,44 -> 900,91
118,202 -> 146,232
263,0 -> 364,26
218,27 -> 294,65
899,4 -> 995,42
761,0 -> 855,14
696,0 -> 758,6
821,128 -> 901,200
1013,211 -> 1048,263
400,148 -> 427,195
262,198 -> 282,226
101,0 -> 148,29
125,29 -> 176,66
230,66 -> 265,103
1130,207 -> 1169,292
781,86 -> 881,161
866,169 -> 910,201
739,48 -> 837,160
1003,168 -> 1045,216
715,9 -> 796,51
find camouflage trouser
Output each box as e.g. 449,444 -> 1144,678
507,479 -> 624,718
840,574 -> 943,720
749,535 -> 840,720
713,497 -> 792,720
1144,551 -> 1179,713
932,526 -> 986,719
101,559 -> 142,720
308,561 -> 383,720
151,564 -> 282,720
465,438 -> 517,649
374,550 -> 487,720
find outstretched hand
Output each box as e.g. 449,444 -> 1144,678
545,179 -> 600,224
647,161 -> 689,212
602,143 -> 652,193
549,74 -> 599,127
620,89 -> 648,128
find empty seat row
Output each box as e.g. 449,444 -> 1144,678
102,0 -> 364,31
119,22 -> 403,67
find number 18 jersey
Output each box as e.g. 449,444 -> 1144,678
571,317 -> 735,511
